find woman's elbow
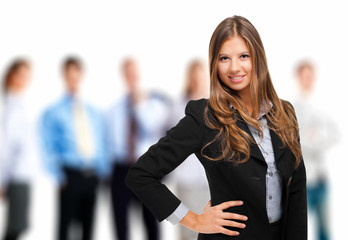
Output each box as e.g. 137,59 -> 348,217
124,167 -> 137,191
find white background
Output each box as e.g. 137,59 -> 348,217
0,0 -> 347,239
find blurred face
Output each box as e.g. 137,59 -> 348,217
123,60 -> 139,93
217,35 -> 253,98
9,65 -> 31,93
64,64 -> 82,95
298,66 -> 315,93
188,65 -> 208,99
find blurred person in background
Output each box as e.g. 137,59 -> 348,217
106,58 -> 170,240
40,57 -> 109,240
167,59 -> 210,240
0,59 -> 33,240
293,60 -> 338,240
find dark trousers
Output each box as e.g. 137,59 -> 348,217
2,182 -> 30,240
308,181 -> 329,240
111,163 -> 159,240
58,168 -> 98,240
269,220 -> 281,240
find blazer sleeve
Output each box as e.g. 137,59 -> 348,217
285,159 -> 307,239
282,100 -> 308,239
125,99 -> 206,222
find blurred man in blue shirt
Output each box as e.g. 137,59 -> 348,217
40,57 -> 109,240
106,58 -> 170,240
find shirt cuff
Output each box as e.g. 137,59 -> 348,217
166,202 -> 190,225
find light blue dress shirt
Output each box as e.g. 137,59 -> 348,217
247,106 -> 282,223
106,93 -> 170,164
167,102 -> 283,224
39,95 -> 109,184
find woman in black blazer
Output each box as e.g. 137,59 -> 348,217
126,16 -> 307,240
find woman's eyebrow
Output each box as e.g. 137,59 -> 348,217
218,51 -> 250,56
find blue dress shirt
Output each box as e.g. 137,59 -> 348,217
39,95 -> 109,184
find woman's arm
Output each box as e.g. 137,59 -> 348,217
125,100 -> 205,221
285,160 -> 308,239
125,100 -> 247,236
283,100 -> 308,239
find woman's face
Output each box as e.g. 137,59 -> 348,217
9,65 -> 31,93
217,35 -> 252,96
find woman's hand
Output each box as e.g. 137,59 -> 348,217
180,200 -> 248,236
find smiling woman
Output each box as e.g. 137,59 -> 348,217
217,36 -> 253,105
125,15 -> 307,240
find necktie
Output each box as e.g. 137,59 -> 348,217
128,102 -> 137,165
73,101 -> 96,162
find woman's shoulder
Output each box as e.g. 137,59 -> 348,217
280,99 -> 298,122
280,99 -> 296,113
184,98 -> 208,119
280,99 -> 294,108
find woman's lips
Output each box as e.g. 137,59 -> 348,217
228,75 -> 245,83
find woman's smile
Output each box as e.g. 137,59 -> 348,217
228,74 -> 246,83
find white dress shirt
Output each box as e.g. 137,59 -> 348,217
0,94 -> 34,189
293,96 -> 339,186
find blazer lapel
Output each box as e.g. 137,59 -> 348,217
236,111 -> 286,164
236,117 -> 266,163
266,116 -> 287,162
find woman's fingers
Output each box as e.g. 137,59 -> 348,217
221,212 -> 248,221
220,219 -> 246,229
219,227 -> 240,236
194,200 -> 248,236
216,200 -> 243,211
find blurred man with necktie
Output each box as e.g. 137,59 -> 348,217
106,58 -> 170,240
40,57 -> 109,240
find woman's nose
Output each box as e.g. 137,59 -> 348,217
229,59 -> 240,73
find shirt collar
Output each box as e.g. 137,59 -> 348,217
229,101 -> 273,120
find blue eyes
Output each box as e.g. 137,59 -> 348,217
219,54 -> 250,61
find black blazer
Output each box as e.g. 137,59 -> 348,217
125,99 -> 307,240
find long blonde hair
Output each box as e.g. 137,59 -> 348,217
202,16 -> 302,169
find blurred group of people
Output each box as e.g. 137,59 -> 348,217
0,56 -> 338,240
0,56 -> 210,240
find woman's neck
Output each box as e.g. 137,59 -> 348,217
238,88 -> 258,118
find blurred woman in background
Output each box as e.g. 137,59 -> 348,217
168,59 -> 210,240
0,59 -> 33,240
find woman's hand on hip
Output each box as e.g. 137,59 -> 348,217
180,200 -> 248,236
